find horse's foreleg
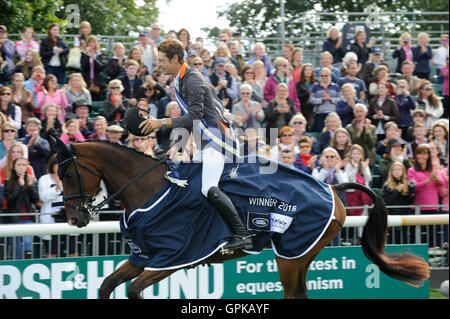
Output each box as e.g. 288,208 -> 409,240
99,260 -> 143,299
127,269 -> 176,299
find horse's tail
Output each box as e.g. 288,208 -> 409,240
334,182 -> 430,287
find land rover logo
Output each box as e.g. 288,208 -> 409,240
252,217 -> 269,227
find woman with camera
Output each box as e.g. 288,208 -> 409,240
392,32 -> 414,74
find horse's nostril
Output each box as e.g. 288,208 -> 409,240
69,217 -> 78,226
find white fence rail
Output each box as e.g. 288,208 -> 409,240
0,215 -> 447,237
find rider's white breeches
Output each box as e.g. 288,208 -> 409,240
193,147 -> 225,197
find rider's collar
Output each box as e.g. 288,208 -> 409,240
178,63 -> 188,80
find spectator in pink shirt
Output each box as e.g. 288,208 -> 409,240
407,144 -> 444,247
15,27 -> 40,61
263,57 -> 301,112
36,74 -> 68,122
438,150 -> 448,247
60,119 -> 85,144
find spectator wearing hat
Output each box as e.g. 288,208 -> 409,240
19,118 -> 51,179
360,48 -> 390,89
376,121 -> 412,157
0,25 -> 16,71
209,56 -> 238,110
379,138 -> 412,185
60,118 -> 85,144
187,50 -> 199,67
72,99 -> 94,138
106,124 -> 124,144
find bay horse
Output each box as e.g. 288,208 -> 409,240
49,136 -> 429,299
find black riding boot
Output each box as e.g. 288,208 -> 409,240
207,186 -> 254,251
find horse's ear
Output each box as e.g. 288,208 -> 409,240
48,129 -> 71,158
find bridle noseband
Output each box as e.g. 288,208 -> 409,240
59,143 -> 166,218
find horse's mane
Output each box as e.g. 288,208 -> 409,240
75,139 -> 163,162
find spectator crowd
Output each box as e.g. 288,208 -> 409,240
0,20 -> 448,258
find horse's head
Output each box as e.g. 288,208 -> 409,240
49,134 -> 102,228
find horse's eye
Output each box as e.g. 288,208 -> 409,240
66,172 -> 74,179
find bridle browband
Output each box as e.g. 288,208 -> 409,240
59,143 -> 166,217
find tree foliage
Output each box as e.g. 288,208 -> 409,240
0,0 -> 160,35
0,0 -> 64,34
56,0 -> 159,35
218,0 -> 449,39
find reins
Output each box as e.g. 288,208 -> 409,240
91,157 -> 167,214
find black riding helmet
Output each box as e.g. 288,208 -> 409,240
123,107 -> 148,136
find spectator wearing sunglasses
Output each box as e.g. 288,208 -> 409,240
0,87 -> 22,130
312,147 -> 349,205
103,79 -> 130,126
270,126 -> 296,161
293,136 -> 319,174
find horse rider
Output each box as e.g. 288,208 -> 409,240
139,39 -> 254,252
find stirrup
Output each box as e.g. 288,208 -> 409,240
220,234 -> 255,255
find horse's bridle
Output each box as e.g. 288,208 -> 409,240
58,143 -> 103,217
59,143 -> 166,217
